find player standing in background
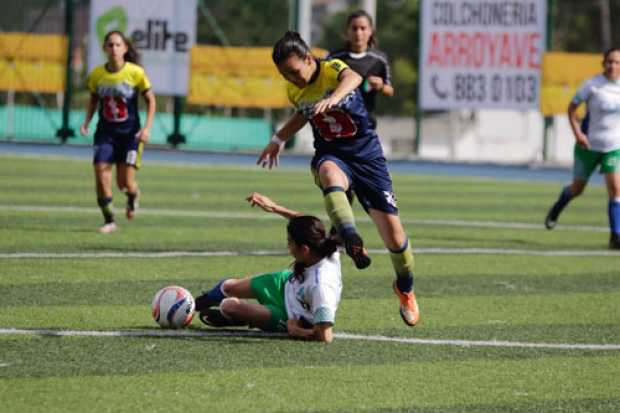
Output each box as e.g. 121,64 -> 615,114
545,48 -> 620,249
328,9 -> 393,129
80,31 -> 156,233
257,31 -> 419,327
195,192 -> 342,343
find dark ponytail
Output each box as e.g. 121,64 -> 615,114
287,215 -> 339,280
103,30 -> 140,65
272,31 -> 312,65
346,9 -> 378,49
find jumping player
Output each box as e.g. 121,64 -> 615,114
257,31 -> 419,327
545,47 -> 620,249
328,9 -> 394,128
195,192 -> 342,343
80,30 -> 156,233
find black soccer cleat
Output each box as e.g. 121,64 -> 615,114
199,308 -> 246,328
610,233 -> 620,250
544,205 -> 560,230
194,293 -> 219,313
342,232 -> 371,270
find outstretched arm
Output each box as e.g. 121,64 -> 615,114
246,192 -> 302,219
257,111 -> 307,169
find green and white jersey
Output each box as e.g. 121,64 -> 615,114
573,74 -> 620,152
284,252 -> 342,326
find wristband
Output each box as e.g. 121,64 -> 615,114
270,135 -> 285,146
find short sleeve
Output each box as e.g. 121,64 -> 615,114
572,78 -> 593,105
324,58 -> 348,82
308,283 -> 339,325
135,67 -> 152,93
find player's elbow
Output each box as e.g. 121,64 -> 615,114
314,323 -> 334,343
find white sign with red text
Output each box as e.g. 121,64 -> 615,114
419,0 -> 546,110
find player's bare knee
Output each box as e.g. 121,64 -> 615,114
220,297 -> 241,317
221,279 -> 239,296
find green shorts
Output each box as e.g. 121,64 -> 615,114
250,269 -> 292,332
573,145 -> 620,181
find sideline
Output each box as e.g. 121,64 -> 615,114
0,204 -> 608,233
1,247 -> 619,259
1,328 -> 618,351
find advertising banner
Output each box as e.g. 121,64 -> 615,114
419,0 -> 546,110
88,0 -> 196,96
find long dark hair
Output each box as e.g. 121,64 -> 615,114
345,9 -> 377,49
272,31 -> 312,65
287,216 -> 339,280
103,30 -> 140,65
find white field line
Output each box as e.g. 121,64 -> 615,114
1,247 -> 619,259
0,204 -> 607,232
0,328 -> 618,351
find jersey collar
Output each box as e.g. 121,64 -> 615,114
348,51 -> 367,59
308,58 -> 321,84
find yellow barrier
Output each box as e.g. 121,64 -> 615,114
0,33 -> 66,93
540,52 -> 601,116
187,45 -> 327,108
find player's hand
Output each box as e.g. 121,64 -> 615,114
79,122 -> 89,136
136,128 -> 150,143
246,192 -> 277,213
576,132 -> 590,149
257,141 -> 284,169
367,75 -> 384,91
313,96 -> 340,115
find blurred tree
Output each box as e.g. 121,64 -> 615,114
196,0 -> 289,46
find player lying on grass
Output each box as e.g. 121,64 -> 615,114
194,192 -> 342,343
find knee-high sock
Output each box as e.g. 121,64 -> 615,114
97,197 -> 114,224
204,280 -> 227,305
390,239 -> 415,293
323,186 -> 357,236
550,185 -> 574,217
608,198 -> 620,235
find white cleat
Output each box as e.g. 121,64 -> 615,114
97,222 -> 118,234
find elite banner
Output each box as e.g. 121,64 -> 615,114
88,0 -> 196,96
419,0 -> 546,110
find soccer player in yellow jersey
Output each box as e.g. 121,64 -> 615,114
80,31 -> 156,233
257,32 -> 419,327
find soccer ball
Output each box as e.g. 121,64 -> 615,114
151,286 -> 195,328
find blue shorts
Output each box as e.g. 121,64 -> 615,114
93,130 -> 143,169
311,154 -> 398,214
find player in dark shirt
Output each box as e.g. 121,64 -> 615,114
328,10 -> 393,128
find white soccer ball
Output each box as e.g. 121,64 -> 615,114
151,286 -> 195,329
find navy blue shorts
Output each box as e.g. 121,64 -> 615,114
93,130 -> 143,169
311,153 -> 398,214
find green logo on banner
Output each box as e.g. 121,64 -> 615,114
96,6 -> 128,45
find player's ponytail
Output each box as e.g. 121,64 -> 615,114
272,31 -> 312,65
103,31 -> 141,65
287,216 -> 338,280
